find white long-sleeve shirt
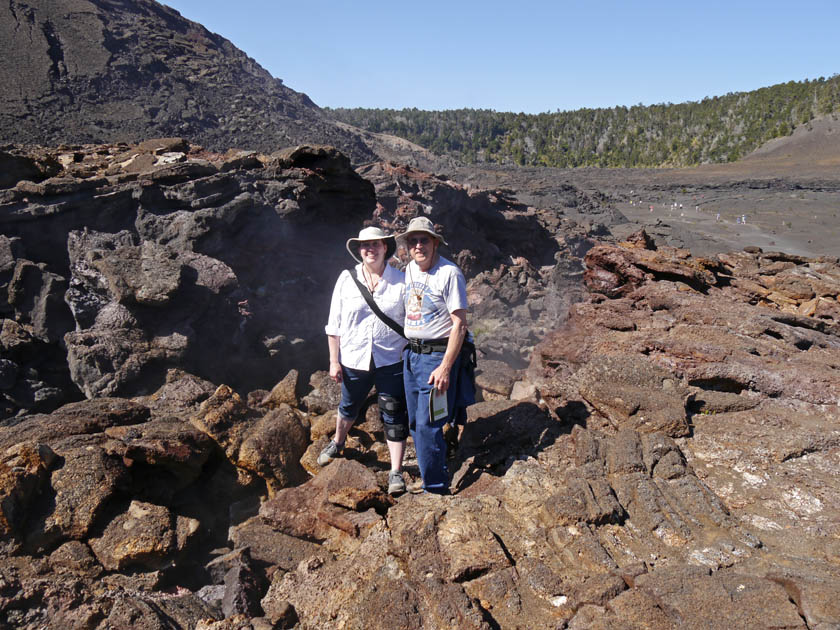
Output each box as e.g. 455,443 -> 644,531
325,264 -> 406,370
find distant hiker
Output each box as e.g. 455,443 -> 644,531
716,213 -> 720,222
398,217 -> 475,495
742,214 -> 747,224
321,227 -> 409,496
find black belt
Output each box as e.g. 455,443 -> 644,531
407,337 -> 449,354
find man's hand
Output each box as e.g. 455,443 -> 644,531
427,309 -> 467,393
428,364 -> 451,392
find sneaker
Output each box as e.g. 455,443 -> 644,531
317,440 -> 342,467
387,470 -> 406,495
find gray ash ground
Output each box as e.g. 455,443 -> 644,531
454,164 -> 840,259
452,113 -> 840,259
613,186 -> 840,258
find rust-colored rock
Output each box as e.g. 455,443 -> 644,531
259,458 -> 389,546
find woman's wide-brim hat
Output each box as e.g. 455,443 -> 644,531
346,226 -> 397,263
396,216 -> 448,246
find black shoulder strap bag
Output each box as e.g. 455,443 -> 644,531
348,271 -> 406,339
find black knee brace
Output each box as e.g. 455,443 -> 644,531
384,421 -> 409,441
379,392 -> 409,441
378,392 -> 404,416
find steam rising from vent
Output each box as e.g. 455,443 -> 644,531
468,255 -> 586,369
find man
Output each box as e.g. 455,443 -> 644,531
398,216 -> 473,495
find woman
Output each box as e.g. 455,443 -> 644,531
320,226 -> 409,495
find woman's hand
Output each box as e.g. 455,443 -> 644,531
329,361 -> 343,383
327,335 -> 342,383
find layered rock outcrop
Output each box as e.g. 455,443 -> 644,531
1,141 -> 377,417
0,141 -> 609,418
258,233 -> 840,629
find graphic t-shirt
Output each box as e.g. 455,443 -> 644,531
404,256 -> 468,340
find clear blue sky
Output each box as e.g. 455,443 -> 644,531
162,0 -> 838,114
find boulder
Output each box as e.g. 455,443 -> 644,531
23,434 -> 130,553
260,458 -> 391,546
189,385 -> 256,464
473,359 -> 517,401
259,369 -> 299,409
221,547 -> 268,618
103,415 -> 217,498
228,517 -> 322,572
88,499 -> 198,571
190,385 -> 309,494
237,405 -> 310,495
48,540 -> 102,577
300,370 -> 341,414
0,441 -> 58,544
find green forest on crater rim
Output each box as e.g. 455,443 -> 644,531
328,74 -> 840,168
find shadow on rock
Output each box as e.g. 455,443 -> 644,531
450,400 -> 569,494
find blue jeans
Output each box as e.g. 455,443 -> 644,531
404,350 -> 465,494
339,361 -> 407,431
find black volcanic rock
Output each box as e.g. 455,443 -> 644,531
0,0 -> 376,161
0,141 -> 377,416
1,138 -> 602,415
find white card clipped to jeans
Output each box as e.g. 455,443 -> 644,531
430,387 -> 448,423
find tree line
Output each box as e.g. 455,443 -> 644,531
326,75 -> 840,168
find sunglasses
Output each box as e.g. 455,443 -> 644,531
406,236 -> 432,246
358,241 -> 384,250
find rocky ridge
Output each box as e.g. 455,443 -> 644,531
0,0 -> 378,162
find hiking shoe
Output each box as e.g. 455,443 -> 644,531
388,470 -> 406,495
317,440 -> 342,467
